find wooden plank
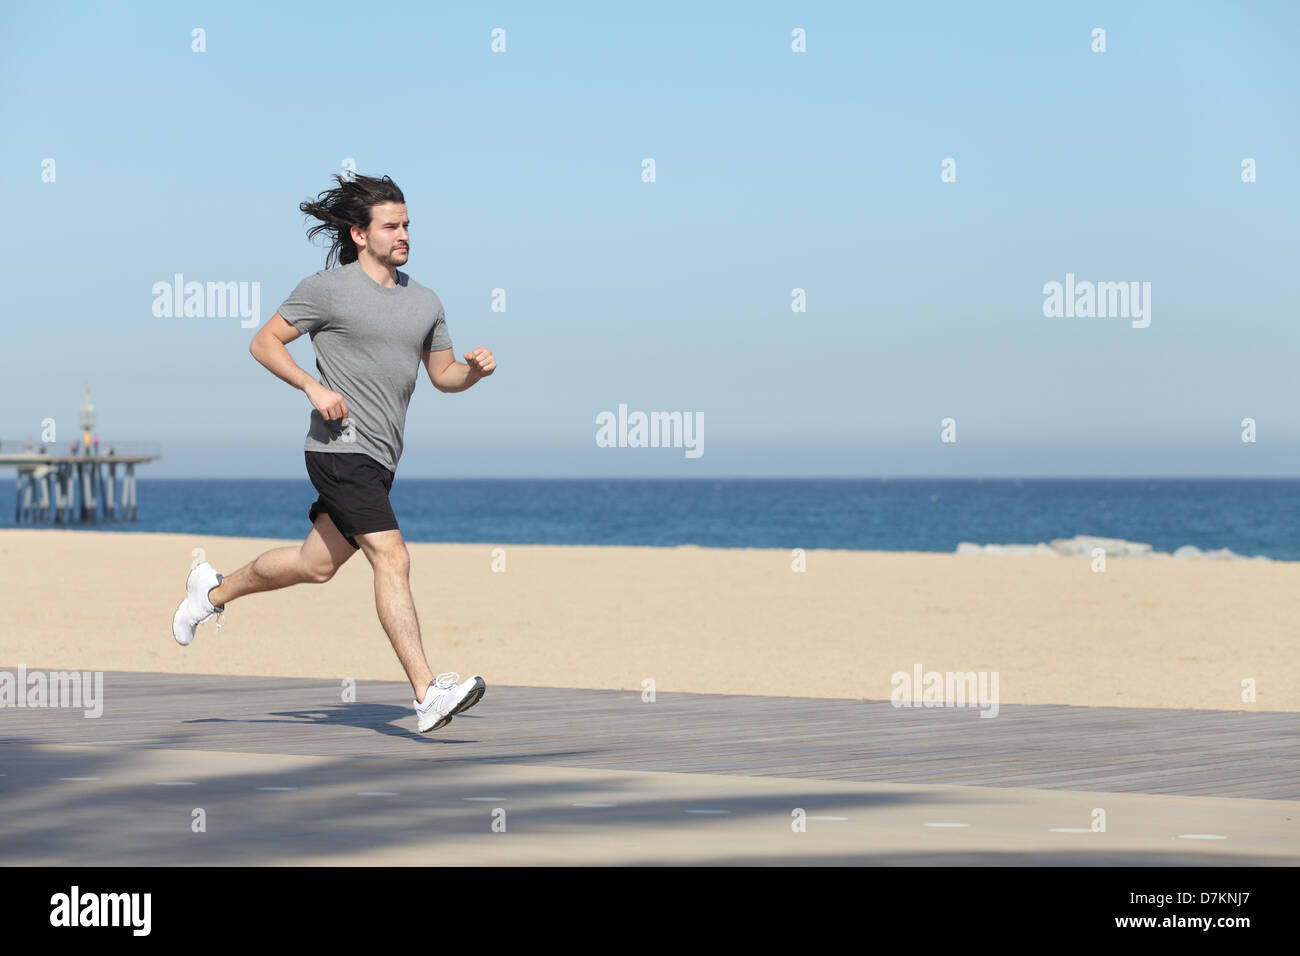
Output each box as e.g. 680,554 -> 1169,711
1,668 -> 1296,800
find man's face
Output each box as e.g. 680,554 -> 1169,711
356,201 -> 409,267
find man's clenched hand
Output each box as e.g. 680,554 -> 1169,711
306,381 -> 349,420
464,347 -> 496,380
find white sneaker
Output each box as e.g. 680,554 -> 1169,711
414,672 -> 486,733
173,562 -> 226,646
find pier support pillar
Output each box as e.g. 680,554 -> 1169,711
126,463 -> 137,521
52,466 -> 64,523
58,465 -> 72,523
38,472 -> 51,522
105,463 -> 117,520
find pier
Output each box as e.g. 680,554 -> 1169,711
0,443 -> 161,523
1,386 -> 161,523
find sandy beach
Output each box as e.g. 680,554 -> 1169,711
1,528 -> 1296,712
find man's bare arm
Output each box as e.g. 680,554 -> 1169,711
423,346 -> 496,393
249,313 -> 348,420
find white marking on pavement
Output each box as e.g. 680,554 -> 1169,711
1178,834 -> 1228,840
923,822 -> 970,828
1049,827 -> 1092,833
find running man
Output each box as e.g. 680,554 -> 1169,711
171,173 -> 493,734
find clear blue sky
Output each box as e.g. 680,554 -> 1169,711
2,1 -> 1297,476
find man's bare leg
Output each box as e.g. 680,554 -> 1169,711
208,513 -> 357,606
354,528 -> 435,697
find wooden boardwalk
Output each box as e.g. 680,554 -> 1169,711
3,669 -> 1297,800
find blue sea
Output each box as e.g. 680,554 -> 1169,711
2,477 -> 1297,561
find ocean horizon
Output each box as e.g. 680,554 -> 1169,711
3,477 -> 1297,561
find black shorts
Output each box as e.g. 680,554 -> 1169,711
305,451 -> 399,549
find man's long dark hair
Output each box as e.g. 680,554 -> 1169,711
299,173 -> 406,268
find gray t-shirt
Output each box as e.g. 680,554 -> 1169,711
276,260 -> 452,471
